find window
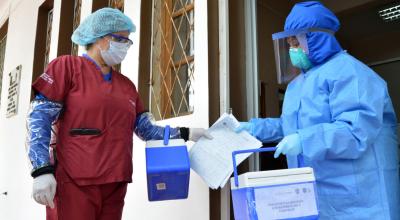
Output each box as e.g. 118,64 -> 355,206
149,0 -> 194,120
0,20 -> 8,108
92,0 -> 124,12
107,0 -> 124,72
57,0 -> 81,56
32,0 -> 54,84
44,9 -> 53,68
109,0 -> 124,12
91,0 -> 124,72
71,0 -> 82,55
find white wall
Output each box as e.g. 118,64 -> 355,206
0,0 -> 210,219
0,0 -> 47,219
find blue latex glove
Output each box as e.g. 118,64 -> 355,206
274,133 -> 302,158
235,122 -> 254,135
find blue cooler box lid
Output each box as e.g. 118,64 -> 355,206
146,139 -> 190,173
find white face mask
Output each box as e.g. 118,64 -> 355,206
100,40 -> 130,66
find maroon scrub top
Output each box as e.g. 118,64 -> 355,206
33,55 -> 144,185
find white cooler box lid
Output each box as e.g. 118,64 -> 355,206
231,167 -> 315,189
146,139 -> 186,148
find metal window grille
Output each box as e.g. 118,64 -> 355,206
0,35 -> 6,108
109,0 -> 124,12
150,0 -> 194,120
44,9 -> 53,69
108,0 -> 124,72
71,0 -> 82,56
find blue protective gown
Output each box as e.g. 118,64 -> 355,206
251,2 -> 400,219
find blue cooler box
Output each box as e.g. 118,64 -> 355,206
145,126 -> 190,201
231,148 -> 319,220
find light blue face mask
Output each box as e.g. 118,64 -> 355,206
289,47 -> 313,70
100,40 -> 130,66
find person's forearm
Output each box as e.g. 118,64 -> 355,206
27,95 -> 62,177
250,117 -> 284,142
134,112 -> 188,141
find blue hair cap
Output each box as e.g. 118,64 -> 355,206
71,7 -> 135,46
284,1 -> 340,32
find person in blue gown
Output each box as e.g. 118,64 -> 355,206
237,2 -> 399,219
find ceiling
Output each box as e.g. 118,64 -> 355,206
332,0 -> 400,43
320,0 -> 392,14
287,0 -> 400,48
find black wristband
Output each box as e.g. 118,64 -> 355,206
180,127 -> 189,142
31,165 -> 55,178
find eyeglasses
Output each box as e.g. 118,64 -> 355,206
108,33 -> 133,45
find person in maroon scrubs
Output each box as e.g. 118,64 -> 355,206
26,8 -> 211,220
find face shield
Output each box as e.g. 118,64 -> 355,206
272,28 -> 334,84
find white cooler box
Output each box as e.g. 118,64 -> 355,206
231,147 -> 319,220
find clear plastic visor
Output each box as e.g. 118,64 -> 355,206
273,33 -> 309,84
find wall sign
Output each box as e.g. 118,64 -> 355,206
6,65 -> 22,118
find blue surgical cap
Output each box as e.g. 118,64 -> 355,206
284,1 -> 342,65
71,8 -> 136,46
284,1 -> 340,32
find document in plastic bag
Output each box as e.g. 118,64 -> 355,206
189,113 -> 262,189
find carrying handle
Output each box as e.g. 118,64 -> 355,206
231,148 -> 306,187
163,125 -> 170,146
